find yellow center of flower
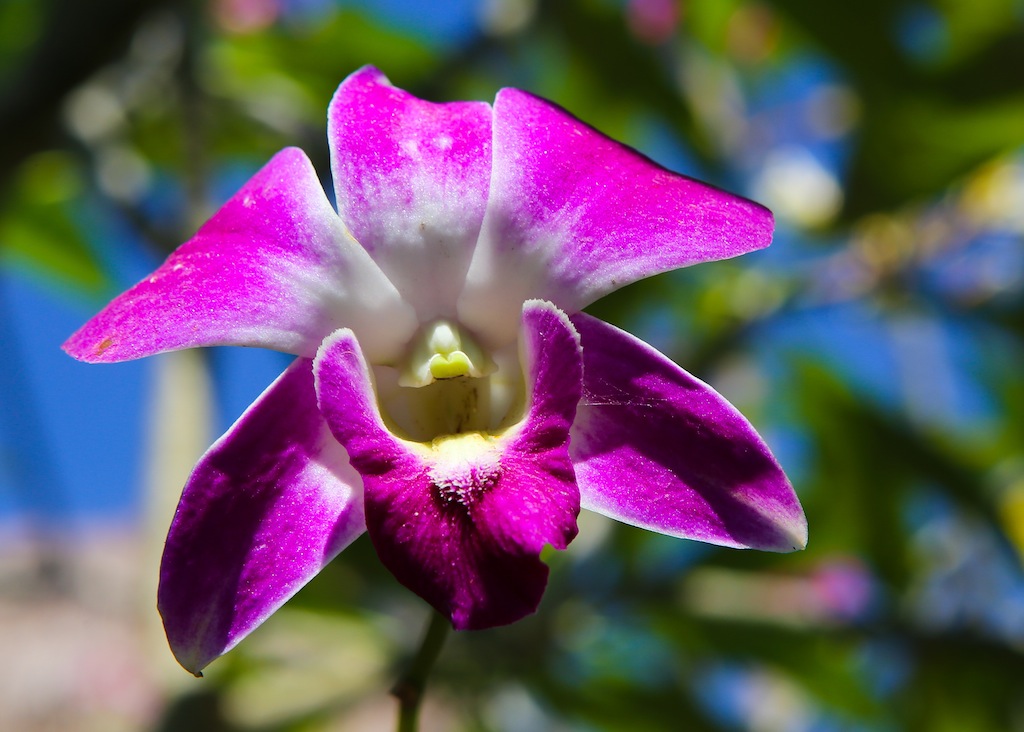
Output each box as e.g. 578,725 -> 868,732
428,350 -> 472,379
377,320 -> 525,443
427,432 -> 502,509
399,320 -> 488,388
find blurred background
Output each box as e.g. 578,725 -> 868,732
2,0 -> 1023,729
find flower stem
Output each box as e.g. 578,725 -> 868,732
393,610 -> 451,732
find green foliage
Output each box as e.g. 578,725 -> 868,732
0,150 -> 108,293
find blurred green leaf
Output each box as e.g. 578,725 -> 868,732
846,94 -> 1024,214
0,150 -> 107,293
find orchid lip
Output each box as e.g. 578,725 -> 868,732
314,300 -> 583,630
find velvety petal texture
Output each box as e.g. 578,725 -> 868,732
569,313 -> 806,552
329,67 -> 493,321
314,301 -> 582,629
459,88 -> 774,346
67,67 -> 804,674
158,360 -> 366,675
64,147 -> 417,365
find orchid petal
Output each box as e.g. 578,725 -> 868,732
314,301 -> 581,629
328,66 -> 493,321
569,313 -> 806,552
459,89 -> 773,346
64,147 -> 417,365
158,359 -> 365,675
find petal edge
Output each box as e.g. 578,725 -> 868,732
64,147 -> 416,365
569,313 -> 806,552
158,359 -> 365,674
459,89 -> 773,346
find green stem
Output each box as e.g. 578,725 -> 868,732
393,610 -> 451,732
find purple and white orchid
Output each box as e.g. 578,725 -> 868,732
65,67 -> 806,675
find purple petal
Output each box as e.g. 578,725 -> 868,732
569,313 -> 806,552
64,147 -> 416,364
328,66 -> 493,321
158,359 -> 365,675
459,88 -> 774,346
314,301 -> 581,629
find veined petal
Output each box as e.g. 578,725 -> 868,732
460,89 -> 773,346
328,66 -> 493,321
64,147 -> 417,365
314,301 -> 582,629
158,359 -> 365,675
569,313 -> 806,552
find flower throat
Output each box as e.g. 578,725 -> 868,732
377,319 -> 525,443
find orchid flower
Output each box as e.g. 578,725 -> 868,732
64,67 -> 806,675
